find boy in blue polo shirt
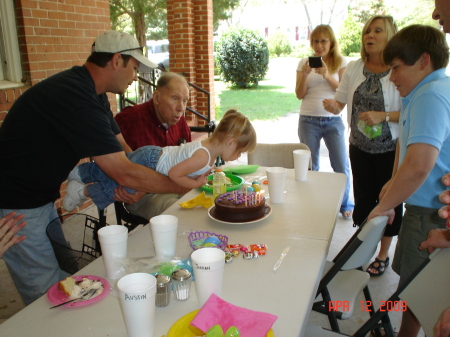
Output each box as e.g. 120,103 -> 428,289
367,24 -> 450,337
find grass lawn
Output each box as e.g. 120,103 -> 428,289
215,56 -> 301,121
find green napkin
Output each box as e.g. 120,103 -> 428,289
222,165 -> 259,174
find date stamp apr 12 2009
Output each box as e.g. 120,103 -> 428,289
328,300 -> 408,312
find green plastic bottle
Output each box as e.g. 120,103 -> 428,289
212,168 -> 226,199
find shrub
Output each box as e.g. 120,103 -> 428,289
290,43 -> 312,59
217,29 -> 269,88
339,16 -> 362,56
267,31 -> 292,57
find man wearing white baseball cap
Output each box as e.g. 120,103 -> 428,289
0,31 -> 191,305
92,30 -> 157,72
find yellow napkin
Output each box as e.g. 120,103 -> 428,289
179,191 -> 214,209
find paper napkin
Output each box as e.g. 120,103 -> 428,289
190,294 -> 278,337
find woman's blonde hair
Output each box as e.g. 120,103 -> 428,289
210,109 -> 257,153
310,25 -> 343,74
360,15 -> 398,64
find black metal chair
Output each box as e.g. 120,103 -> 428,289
113,201 -> 149,232
47,213 -> 105,274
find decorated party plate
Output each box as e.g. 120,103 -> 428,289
208,205 -> 272,226
166,309 -> 274,337
201,174 -> 245,194
47,275 -> 110,308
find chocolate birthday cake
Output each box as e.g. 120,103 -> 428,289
214,191 -> 266,222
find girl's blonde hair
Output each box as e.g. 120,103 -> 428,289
210,109 -> 257,153
360,15 -> 398,64
310,25 -> 343,74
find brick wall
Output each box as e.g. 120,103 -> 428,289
167,0 -> 216,127
0,0 -> 113,213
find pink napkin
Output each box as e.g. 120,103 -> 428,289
190,294 -> 278,337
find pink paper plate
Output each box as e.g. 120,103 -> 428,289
47,275 -> 110,308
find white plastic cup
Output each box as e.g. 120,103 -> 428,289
150,215 -> 178,258
266,167 -> 288,203
191,247 -> 225,307
98,225 -> 128,279
293,149 -> 311,181
117,273 -> 157,337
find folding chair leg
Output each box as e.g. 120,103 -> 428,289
361,275 -> 384,337
98,208 -> 107,227
353,302 -> 396,337
326,305 -> 341,333
321,288 -> 341,332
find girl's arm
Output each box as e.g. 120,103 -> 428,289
295,60 -> 311,100
316,64 -> 343,91
168,149 -> 210,189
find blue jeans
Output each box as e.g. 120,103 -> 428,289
1,203 -> 70,304
298,115 -> 354,212
78,146 -> 162,210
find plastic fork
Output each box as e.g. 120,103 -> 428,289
49,288 -> 97,309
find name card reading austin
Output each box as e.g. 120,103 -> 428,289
195,264 -> 211,270
125,294 -> 147,300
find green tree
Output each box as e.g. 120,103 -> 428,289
217,29 -> 269,88
213,0 -> 241,31
267,31 -> 292,57
338,14 -> 362,56
110,0 -> 167,50
393,0 -> 437,29
110,0 -> 241,46
351,0 -> 388,24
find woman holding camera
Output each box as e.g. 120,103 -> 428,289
323,16 -> 402,276
295,24 -> 354,220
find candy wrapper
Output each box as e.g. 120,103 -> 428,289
205,325 -> 240,337
357,120 -> 382,139
114,256 -> 194,279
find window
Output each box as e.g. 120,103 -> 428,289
0,1 -> 23,89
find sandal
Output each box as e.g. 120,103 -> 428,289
340,210 -> 353,220
366,257 -> 390,277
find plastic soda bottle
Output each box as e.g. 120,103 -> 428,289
213,168 -> 227,199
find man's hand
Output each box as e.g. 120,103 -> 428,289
438,173 -> 450,220
419,228 -> 450,254
113,187 -> 146,205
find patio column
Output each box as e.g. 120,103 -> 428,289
167,0 -> 216,127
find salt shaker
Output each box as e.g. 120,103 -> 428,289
155,274 -> 171,307
171,269 -> 192,301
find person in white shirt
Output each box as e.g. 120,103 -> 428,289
295,24 -> 354,220
323,16 -> 402,277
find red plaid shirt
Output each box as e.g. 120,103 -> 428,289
115,99 -> 192,150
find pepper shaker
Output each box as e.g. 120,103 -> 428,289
155,274 -> 171,307
171,269 -> 192,301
